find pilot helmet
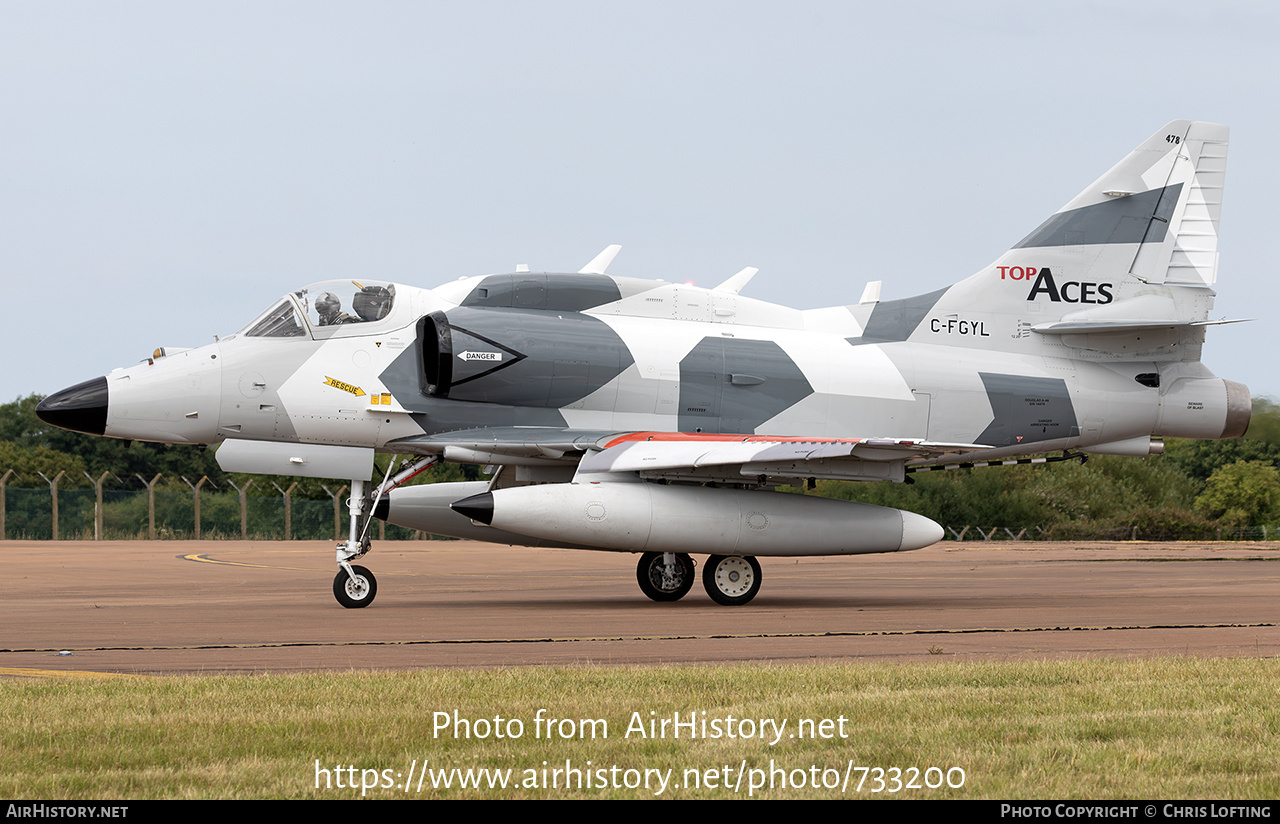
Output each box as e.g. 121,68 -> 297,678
316,292 -> 341,316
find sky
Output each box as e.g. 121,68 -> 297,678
2,0 -> 1277,402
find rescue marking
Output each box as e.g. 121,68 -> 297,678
324,376 -> 366,396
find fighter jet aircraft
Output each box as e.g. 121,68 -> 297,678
37,120 -> 1250,608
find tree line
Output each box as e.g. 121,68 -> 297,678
811,399 -> 1280,539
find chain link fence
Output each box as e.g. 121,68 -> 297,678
945,524 -> 1279,542
0,478 -> 449,541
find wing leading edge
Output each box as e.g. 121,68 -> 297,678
388,427 -> 988,483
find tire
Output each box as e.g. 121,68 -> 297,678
334,565 -> 378,608
702,555 -> 761,606
636,552 -> 695,602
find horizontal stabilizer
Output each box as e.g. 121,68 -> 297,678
1032,318 -> 1251,335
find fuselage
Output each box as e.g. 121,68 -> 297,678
38,269 -> 1249,467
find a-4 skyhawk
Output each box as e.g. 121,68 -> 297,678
37,120 -> 1250,608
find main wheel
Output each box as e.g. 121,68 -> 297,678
702,555 -> 761,606
636,552 -> 695,602
333,565 -> 377,608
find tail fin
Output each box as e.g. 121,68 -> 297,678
842,122 -> 1233,348
1006,120 -> 1228,288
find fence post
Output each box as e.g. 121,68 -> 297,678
273,481 -> 299,540
227,479 -> 253,539
37,470 -> 66,540
322,485 -> 348,541
85,471 -> 116,541
0,469 -> 14,540
182,476 -> 210,539
135,474 -> 163,539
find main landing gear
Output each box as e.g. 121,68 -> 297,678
635,551 -> 762,606
637,552 -> 695,602
332,455 -> 437,609
703,554 -> 762,606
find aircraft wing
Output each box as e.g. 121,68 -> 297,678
578,432 -> 988,481
388,428 -> 987,481
385,427 -> 617,463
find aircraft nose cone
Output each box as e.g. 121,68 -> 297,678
36,376 -> 108,436
450,492 -> 495,525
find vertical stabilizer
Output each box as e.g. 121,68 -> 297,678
841,121 -> 1237,357
995,120 -> 1228,291
1129,121 -> 1228,286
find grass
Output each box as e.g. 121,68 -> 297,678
2,658 -> 1278,799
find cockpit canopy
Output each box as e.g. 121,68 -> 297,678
241,280 -> 399,339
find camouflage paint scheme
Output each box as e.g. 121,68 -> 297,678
37,121 -> 1250,607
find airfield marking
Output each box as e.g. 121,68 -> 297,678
181,553 -> 320,571
1040,556 -> 1280,563
178,552 -> 621,582
0,667 -> 142,680
10,540 -> 1277,670
4,621 -> 1275,656
180,552 -> 415,576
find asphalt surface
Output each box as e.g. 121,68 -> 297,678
2,539 -> 1278,675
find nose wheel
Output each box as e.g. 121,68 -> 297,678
334,564 -> 377,608
703,555 -> 761,606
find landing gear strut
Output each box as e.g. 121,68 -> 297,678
334,477 -> 375,608
636,552 -> 695,602
331,455 -> 438,608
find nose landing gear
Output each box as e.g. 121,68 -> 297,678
333,477 -> 375,608
331,455 -> 438,608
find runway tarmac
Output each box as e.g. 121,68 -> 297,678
2,539 -> 1278,675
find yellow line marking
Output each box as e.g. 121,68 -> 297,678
180,554 -> 418,577
183,553 -> 318,572
0,667 -> 142,680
